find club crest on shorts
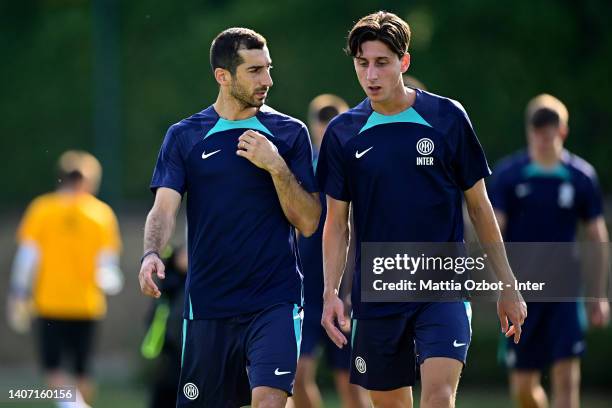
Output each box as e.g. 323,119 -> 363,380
183,382 -> 199,400
355,356 -> 367,374
416,138 -> 434,166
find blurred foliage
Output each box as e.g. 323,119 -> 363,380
1,0 -> 612,207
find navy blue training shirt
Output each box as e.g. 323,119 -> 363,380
316,89 -> 491,318
151,105 -> 317,319
489,150 -> 603,242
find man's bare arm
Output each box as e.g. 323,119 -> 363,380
464,179 -> 527,343
139,187 -> 182,298
269,166 -> 320,237
321,196 -> 351,347
237,130 -> 321,236
584,216 -> 610,327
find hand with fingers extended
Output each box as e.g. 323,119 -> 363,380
497,288 -> 528,344
236,130 -> 283,173
321,291 -> 351,348
138,252 -> 165,298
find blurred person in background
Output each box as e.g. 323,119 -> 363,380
317,11 -> 527,407
489,94 -> 610,408
289,94 -> 369,408
6,150 -> 123,408
139,27 -> 320,407
402,74 -> 426,91
141,244 -> 187,408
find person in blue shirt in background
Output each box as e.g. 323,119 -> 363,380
489,94 -> 610,408
290,94 -> 369,408
138,27 -> 321,408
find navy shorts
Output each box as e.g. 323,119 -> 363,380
502,302 -> 586,370
177,303 -> 303,407
350,302 -> 472,391
300,307 -> 351,370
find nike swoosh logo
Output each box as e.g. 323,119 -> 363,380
453,340 -> 467,348
274,368 -> 291,376
355,146 -> 373,159
201,149 -> 221,159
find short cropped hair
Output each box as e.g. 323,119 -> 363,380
210,27 -> 267,75
58,150 -> 102,192
308,94 -> 349,125
346,11 -> 411,59
525,94 -> 569,128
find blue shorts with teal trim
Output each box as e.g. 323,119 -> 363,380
350,302 -> 472,391
177,303 -> 303,407
502,302 -> 586,370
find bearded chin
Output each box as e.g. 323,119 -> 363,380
230,85 -> 262,108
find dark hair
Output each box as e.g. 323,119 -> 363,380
318,106 -> 341,123
346,11 -> 411,59
530,108 -> 561,129
210,27 -> 266,75
308,94 -> 349,126
59,170 -> 84,186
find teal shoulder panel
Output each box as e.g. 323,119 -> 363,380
358,107 -> 432,134
522,163 -> 571,180
204,116 -> 273,139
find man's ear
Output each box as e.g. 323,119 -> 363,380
400,53 -> 411,73
560,124 -> 569,142
214,68 -> 231,86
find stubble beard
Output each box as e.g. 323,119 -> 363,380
230,81 -> 264,109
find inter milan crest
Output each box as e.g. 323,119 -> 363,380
558,182 -> 575,208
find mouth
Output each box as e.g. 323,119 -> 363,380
367,85 -> 382,94
254,89 -> 268,99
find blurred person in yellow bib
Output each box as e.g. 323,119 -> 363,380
7,150 -> 123,408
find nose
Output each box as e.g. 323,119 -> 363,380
262,69 -> 273,87
366,65 -> 378,82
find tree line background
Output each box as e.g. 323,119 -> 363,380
1,0 -> 611,207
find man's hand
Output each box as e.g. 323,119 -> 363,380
340,293 -> 352,334
588,300 -> 610,328
497,288 -> 528,344
7,294 -> 31,334
138,253 -> 165,298
236,130 -> 283,173
321,292 -> 350,348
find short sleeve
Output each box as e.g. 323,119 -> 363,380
315,126 -> 350,201
287,126 -> 318,193
16,198 -> 44,244
449,104 -> 492,190
150,125 -> 187,195
579,171 -> 603,221
100,207 -> 122,253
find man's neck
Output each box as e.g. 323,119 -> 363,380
213,91 -> 259,121
57,185 -> 86,195
371,86 -> 415,115
528,146 -> 563,168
